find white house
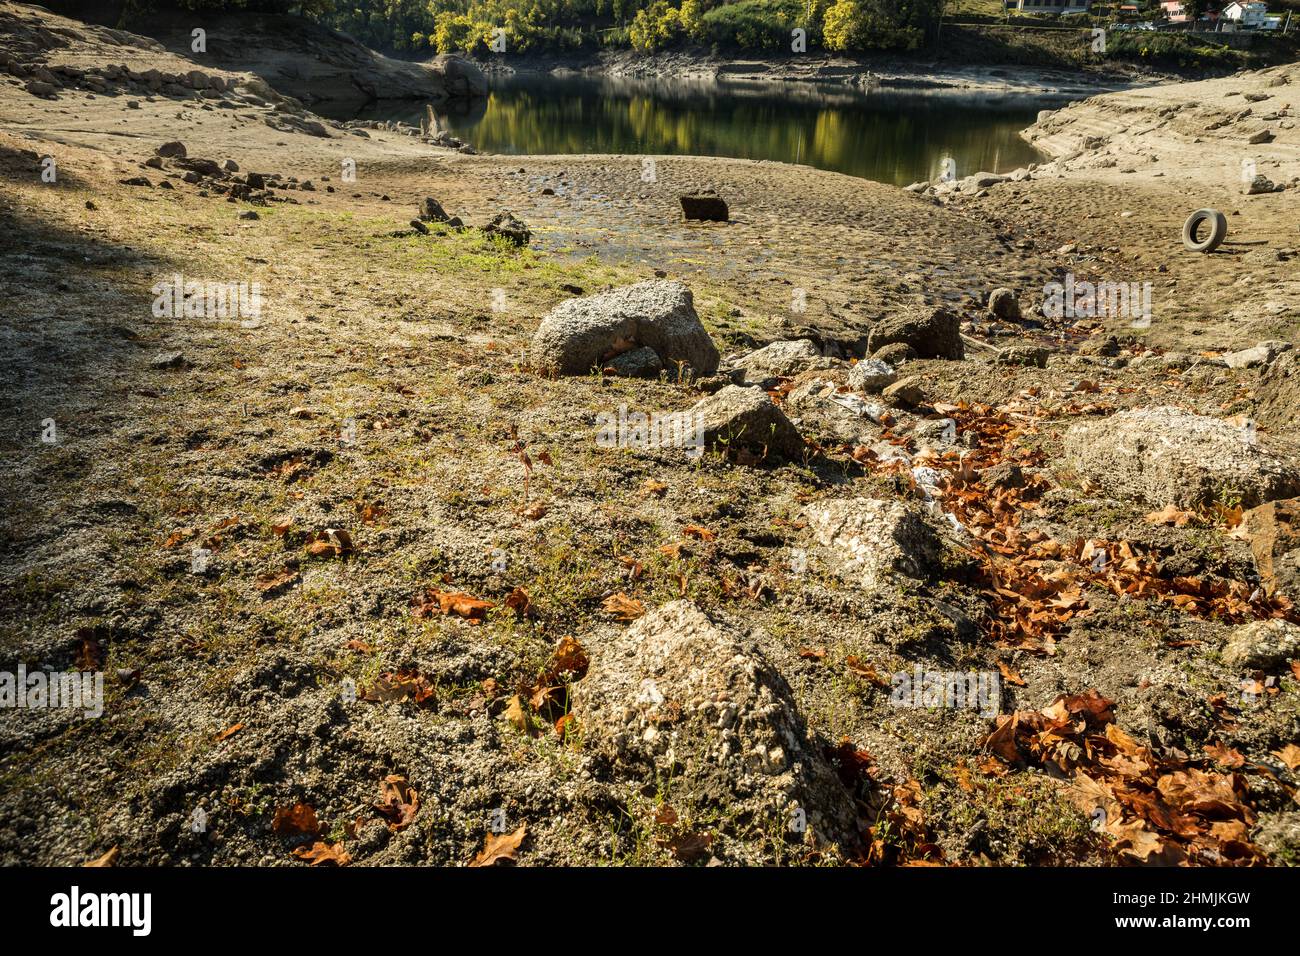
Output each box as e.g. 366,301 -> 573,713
1221,1 -> 1282,28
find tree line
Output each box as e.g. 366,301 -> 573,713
129,0 -> 946,54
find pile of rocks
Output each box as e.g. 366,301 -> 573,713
127,141 -> 313,207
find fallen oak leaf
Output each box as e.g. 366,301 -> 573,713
602,592 -> 646,622
503,586 -> 534,619
373,775 -> 419,831
292,842 -> 351,866
996,660 -> 1027,687
1144,503 -> 1198,528
255,565 -> 300,594
1205,741 -> 1246,769
845,656 -> 890,687
305,528 -> 353,559
471,824 -> 526,866
503,694 -> 535,736
658,830 -> 714,863
84,847 -> 120,867
415,589 -> 494,623
1272,743 -> 1300,771
272,802 -> 320,836
682,525 -> 716,541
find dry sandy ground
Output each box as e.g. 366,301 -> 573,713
0,2 -> 1298,867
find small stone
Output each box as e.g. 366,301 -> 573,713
882,375 -> 926,407
987,287 -> 1021,321
150,351 -> 186,369
847,358 -> 896,393
1222,619 -> 1300,671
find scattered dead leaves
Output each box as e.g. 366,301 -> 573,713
981,691 -> 1267,865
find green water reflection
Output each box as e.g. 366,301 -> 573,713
348,74 -> 1073,186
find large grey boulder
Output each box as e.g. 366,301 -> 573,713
532,281 -> 719,378
1062,406 -> 1300,509
690,386 -> 804,459
573,600 -> 859,855
805,498 -> 942,590
867,307 -> 963,360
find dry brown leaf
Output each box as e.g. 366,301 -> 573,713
640,479 -> 668,497
255,566 -> 300,594
996,660 -> 1026,687
845,656 -> 890,687
1273,743 -> 1300,771
361,670 -> 436,708
503,694 -> 533,735
1144,503 -> 1197,528
272,802 -> 320,836
1205,741 -> 1246,769
214,722 -> 244,742
471,824 -> 526,866
84,847 -> 120,867
602,592 -> 646,622
415,589 -> 495,624
292,841 -> 351,866
682,525 -> 716,541
373,774 -> 419,831
657,830 -> 713,863
305,528 -> 353,559
798,647 -> 826,660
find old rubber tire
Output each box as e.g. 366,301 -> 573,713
1182,208 -> 1227,253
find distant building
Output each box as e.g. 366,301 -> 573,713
1015,0 -> 1091,13
1160,0 -> 1192,22
1221,1 -> 1282,28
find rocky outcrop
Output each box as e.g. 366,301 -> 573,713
531,280 -> 719,378
574,601 -> 860,856
732,339 -> 834,385
1221,619 -> 1300,671
118,11 -> 486,106
690,385 -> 805,460
868,307 -> 963,361
804,497 -> 942,591
1062,407 -> 1300,509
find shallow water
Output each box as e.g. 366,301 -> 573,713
333,73 -> 1079,187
